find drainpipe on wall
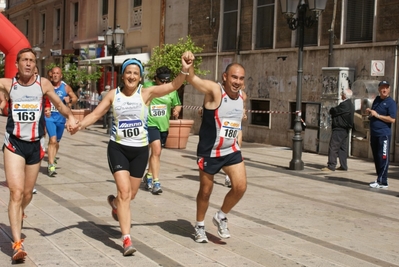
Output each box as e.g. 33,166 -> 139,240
235,0 -> 241,58
327,0 -> 337,67
393,39 -> 399,104
215,0 -> 221,82
392,39 -> 399,162
113,0 -> 117,28
62,0 -> 66,50
160,0 -> 166,46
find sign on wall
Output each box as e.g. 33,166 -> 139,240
371,60 -> 385,76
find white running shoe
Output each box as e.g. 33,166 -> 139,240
369,181 -> 388,189
194,226 -> 208,243
212,212 -> 231,239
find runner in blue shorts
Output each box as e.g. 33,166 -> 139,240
45,66 -> 77,177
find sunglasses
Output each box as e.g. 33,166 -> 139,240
157,77 -> 171,83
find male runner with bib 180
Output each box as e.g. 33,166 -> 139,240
187,63 -> 248,243
0,48 -> 78,262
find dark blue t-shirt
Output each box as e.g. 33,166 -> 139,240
369,96 -> 397,136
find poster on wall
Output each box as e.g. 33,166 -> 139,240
222,58 -> 232,72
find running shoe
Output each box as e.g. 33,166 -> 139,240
32,188 -> 37,194
194,226 -> 208,243
48,164 -> 57,177
212,212 -> 231,239
122,236 -> 136,256
152,181 -> 163,194
369,181 -> 388,189
107,195 -> 118,221
144,175 -> 153,191
12,239 -> 27,262
224,175 -> 231,187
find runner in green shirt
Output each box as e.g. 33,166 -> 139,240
144,66 -> 182,194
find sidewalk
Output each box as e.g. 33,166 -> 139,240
1,117 -> 399,266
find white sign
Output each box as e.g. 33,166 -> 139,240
50,49 -> 62,56
371,60 -> 385,76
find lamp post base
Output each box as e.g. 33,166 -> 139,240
289,121 -> 304,170
289,158 -> 304,170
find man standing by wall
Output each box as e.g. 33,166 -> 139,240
45,66 -> 77,177
321,88 -> 354,171
366,81 -> 397,189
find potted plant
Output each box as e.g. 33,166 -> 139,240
146,36 -> 209,148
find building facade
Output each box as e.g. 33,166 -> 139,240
3,0 -> 165,89
178,0 -> 399,161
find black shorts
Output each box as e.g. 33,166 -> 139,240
3,134 -> 45,165
148,126 -> 169,146
197,151 -> 243,175
107,140 -> 149,178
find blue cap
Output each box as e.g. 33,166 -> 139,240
378,80 -> 390,87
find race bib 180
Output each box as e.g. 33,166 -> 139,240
219,119 -> 241,139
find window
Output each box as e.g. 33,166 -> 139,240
222,0 -> 239,51
25,19 -> 29,38
346,0 -> 374,42
73,2 -> 79,38
295,9 -> 318,47
250,100 -> 270,127
54,8 -> 61,42
102,0 -> 108,16
130,0 -> 142,28
40,14 -> 46,44
255,0 -> 274,49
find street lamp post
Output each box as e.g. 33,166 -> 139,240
0,52 -> 4,65
32,46 -> 42,74
104,25 -> 125,134
280,0 -> 327,170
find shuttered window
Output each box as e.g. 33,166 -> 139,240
222,0 -> 238,51
255,0 -> 274,49
295,9 -> 318,47
346,0 -> 374,42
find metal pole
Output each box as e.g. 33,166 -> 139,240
107,40 -> 115,135
289,2 -> 305,170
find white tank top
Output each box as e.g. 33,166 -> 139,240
110,85 -> 149,147
197,83 -> 243,157
6,75 -> 45,142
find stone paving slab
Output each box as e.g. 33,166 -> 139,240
1,116 -> 399,266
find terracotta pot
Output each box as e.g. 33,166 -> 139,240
165,119 -> 194,149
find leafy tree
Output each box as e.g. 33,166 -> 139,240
146,36 -> 209,81
46,54 -> 102,91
